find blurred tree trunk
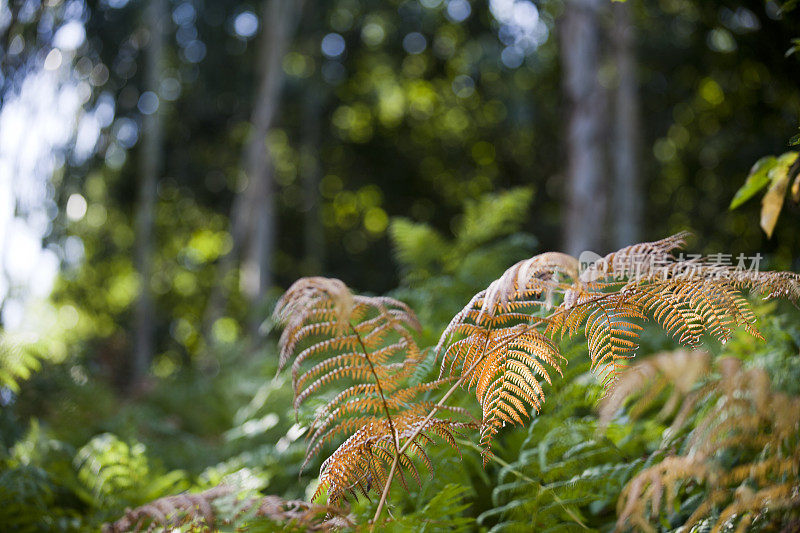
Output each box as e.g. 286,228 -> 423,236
234,0 -> 302,302
560,0 -> 607,256
301,88 -> 324,275
611,0 -> 641,248
204,0 -> 302,339
133,0 -> 166,386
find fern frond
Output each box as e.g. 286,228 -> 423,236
273,278 -> 426,464
578,231 -> 690,285
274,277 -> 356,371
314,414 -> 472,504
74,433 -> 188,509
0,335 -> 45,393
552,235 -> 798,385
613,353 -> 800,532
439,315 -> 565,456
274,277 -> 476,508
582,294 -> 645,387
434,233 -> 799,457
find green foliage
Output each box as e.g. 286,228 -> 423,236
390,187 -> 537,341
364,483 -> 475,532
73,433 -> 188,511
0,338 -> 42,394
482,422 -> 641,532
0,423 -> 80,532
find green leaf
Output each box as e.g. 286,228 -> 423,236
729,156 -> 778,210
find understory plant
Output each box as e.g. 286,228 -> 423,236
265,231 -> 799,528
90,231 -> 800,531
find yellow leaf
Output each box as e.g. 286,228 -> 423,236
760,173 -> 789,238
792,172 -> 800,203
759,152 -> 797,238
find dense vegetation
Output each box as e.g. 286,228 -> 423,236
1,0 -> 799,531
3,194 -> 800,530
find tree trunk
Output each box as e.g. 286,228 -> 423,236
301,88 -> 324,275
202,0 -> 302,340
133,0 -> 166,386
611,0 -> 641,248
234,0 -> 302,304
560,0 -> 607,257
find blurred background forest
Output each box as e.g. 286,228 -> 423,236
1,0 -> 799,530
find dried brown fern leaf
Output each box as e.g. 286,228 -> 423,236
274,277 -> 355,371
103,485 -> 353,532
616,456 -> 711,533
274,277 -> 434,470
613,354 -> 800,532
477,251 -> 579,317
732,268 -> 800,302
598,349 -> 711,430
577,232 -> 691,293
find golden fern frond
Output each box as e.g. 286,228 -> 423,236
633,282 -> 704,345
103,485 -> 354,532
438,311 -> 564,455
582,294 -> 645,386
431,252 -> 581,456
552,235 -> 797,385
434,233 -> 799,456
313,414 -> 473,504
274,277 -> 476,507
301,378 -> 466,472
274,277 -> 428,468
475,325 -> 564,457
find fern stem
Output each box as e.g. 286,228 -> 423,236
371,323 -> 508,526
350,324 -> 401,452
